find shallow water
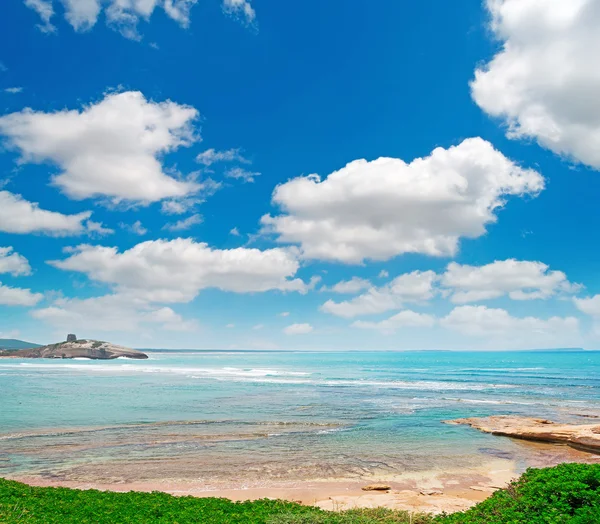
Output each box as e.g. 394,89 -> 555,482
2,350 -> 599,486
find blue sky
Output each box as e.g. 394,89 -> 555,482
1,0 -> 600,350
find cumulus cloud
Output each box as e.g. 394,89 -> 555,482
0,247 -> 32,276
0,91 -> 201,205
160,196 -> 207,215
323,277 -> 372,294
574,295 -> 600,318
5,87 -> 23,94
442,259 -> 580,303
0,282 -> 43,306
352,310 -> 435,334
262,138 -> 543,263
196,148 -> 249,166
0,190 -> 102,236
49,238 -> 311,303
225,167 -> 260,183
120,220 -> 148,236
283,323 -> 313,335
32,294 -> 196,332
25,0 -> 254,39
24,0 -> 55,32
473,0 -> 600,169
162,214 -> 203,232
441,305 -> 580,347
222,0 -> 255,23
320,271 -> 437,318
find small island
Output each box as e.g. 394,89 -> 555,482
0,334 -> 148,360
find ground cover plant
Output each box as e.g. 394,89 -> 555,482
1,463 -> 599,523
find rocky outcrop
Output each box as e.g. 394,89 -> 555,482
446,416 -> 600,454
362,484 -> 391,491
0,339 -> 148,360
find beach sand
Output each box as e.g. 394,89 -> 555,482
0,455 -> 558,515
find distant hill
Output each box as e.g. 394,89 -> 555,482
0,339 -> 41,350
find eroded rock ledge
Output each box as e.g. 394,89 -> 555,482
446,416 -> 600,454
0,339 -> 148,360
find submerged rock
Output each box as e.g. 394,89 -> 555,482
447,416 -> 600,454
0,339 -> 148,360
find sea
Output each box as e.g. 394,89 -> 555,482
1,350 -> 599,488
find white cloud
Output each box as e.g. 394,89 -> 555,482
262,138 -> 543,263
24,0 -> 55,32
160,197 -> 206,215
352,310 -> 435,334
25,0 -> 254,39
378,270 -> 389,279
222,0 -> 255,23
279,311 -> 290,317
86,220 -> 114,237
252,324 -> 264,330
320,270 -> 437,318
225,167 -> 260,183
0,282 -> 43,306
230,227 -> 241,236
472,0 -> 600,170
196,148 -> 249,166
441,305 -> 580,347
0,91 -> 201,205
0,247 -> 32,276
284,323 -> 313,335
120,220 -> 147,236
162,214 -> 203,232
323,277 -> 371,294
226,323 -> 235,328
32,294 -> 196,332
0,190 -> 101,236
574,295 -> 600,318
442,259 -> 580,303
5,87 -> 23,94
49,238 -> 310,303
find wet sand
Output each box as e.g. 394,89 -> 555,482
9,444 -> 600,516
10,461 -> 511,515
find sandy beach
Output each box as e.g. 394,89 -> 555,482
8,443 -> 600,515
8,460 -> 514,515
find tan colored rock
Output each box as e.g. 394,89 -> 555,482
0,339 -> 148,360
420,489 -> 443,496
361,484 -> 391,491
446,416 -> 600,453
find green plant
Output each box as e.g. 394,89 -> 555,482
438,463 -> 600,524
1,464 -> 599,523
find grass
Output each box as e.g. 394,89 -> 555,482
1,463 -> 599,523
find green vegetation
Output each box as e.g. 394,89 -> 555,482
441,462 -> 600,524
1,464 -> 599,523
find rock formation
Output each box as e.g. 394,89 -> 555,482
0,339 -> 148,360
446,416 -> 600,454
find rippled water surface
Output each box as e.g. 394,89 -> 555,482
2,350 -> 599,486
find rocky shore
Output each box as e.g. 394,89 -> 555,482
447,416 -> 600,454
0,339 -> 148,360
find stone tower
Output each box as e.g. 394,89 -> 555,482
66,334 -> 77,343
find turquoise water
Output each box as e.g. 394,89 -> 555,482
1,350 -> 599,486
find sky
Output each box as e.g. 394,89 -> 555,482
1,0 -> 600,350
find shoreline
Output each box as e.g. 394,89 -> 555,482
7,459 -> 516,515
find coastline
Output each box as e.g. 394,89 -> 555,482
6,436 -> 600,514
8,459 -> 515,515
